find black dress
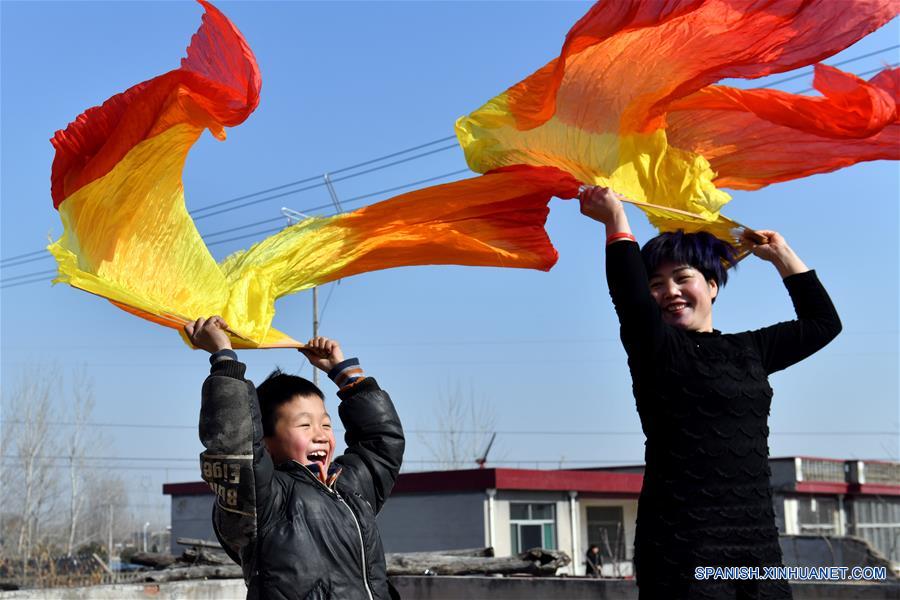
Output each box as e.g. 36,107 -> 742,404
606,242 -> 841,600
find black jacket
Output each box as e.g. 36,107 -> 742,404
198,359 -> 404,599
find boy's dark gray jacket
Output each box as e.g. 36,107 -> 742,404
198,359 -> 404,600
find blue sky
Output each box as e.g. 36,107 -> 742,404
2,2 -> 897,524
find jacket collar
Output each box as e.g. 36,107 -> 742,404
279,460 -> 343,489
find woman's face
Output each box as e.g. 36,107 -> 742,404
649,262 -> 718,332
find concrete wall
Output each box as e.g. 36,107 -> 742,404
377,492 -> 486,553
5,578 -> 898,600
170,494 -> 216,555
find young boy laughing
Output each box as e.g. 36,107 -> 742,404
185,316 -> 404,600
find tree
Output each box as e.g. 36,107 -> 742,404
2,369 -> 60,564
419,382 -> 502,470
64,368 -> 95,556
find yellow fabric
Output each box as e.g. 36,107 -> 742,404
456,0 -> 899,247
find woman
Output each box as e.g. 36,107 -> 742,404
579,187 -> 841,599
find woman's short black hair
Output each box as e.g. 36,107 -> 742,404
641,230 -> 738,286
256,368 -> 324,437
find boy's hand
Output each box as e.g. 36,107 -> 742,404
299,336 -> 345,373
184,316 -> 232,354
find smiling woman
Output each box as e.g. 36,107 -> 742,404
579,186 -> 842,599
643,231 -> 739,331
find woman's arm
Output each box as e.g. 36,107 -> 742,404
580,187 -> 667,360
745,232 -> 842,373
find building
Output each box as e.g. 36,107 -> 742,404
768,456 -> 900,561
163,456 -> 900,575
376,468 -> 643,576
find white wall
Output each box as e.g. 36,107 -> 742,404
578,497 -> 639,577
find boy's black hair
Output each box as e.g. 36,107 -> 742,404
641,230 -> 738,288
256,368 -> 324,437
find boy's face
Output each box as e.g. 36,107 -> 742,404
264,394 -> 336,475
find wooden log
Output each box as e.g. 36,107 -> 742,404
129,552 -> 178,569
180,546 -> 232,566
387,547 -> 494,559
140,565 -> 243,583
92,553 -> 114,576
175,537 -> 223,549
386,548 -> 569,576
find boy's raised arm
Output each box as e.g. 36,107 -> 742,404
187,317 -> 277,567
302,338 -> 405,514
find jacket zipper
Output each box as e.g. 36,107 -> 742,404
293,462 -> 374,600
336,489 -> 374,600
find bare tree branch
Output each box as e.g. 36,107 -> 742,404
419,382 -> 501,469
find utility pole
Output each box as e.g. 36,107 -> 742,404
281,207 -> 319,385
282,174 -> 344,386
107,503 -> 114,577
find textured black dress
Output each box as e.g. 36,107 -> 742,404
606,242 -> 841,600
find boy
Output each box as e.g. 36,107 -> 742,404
185,316 -> 404,599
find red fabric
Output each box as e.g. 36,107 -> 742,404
49,0 -> 260,208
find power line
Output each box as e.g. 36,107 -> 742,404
189,135 -> 455,216
2,137 -> 460,272
201,168 -> 468,246
1,254 -> 52,269
4,329 -> 894,350
2,421 -> 895,436
794,63 -> 898,94
318,282 -> 338,329
7,457 -> 899,469
203,216 -> 284,238
191,143 -> 459,221
0,168 -> 470,288
4,54 -> 898,285
1,269 -> 57,283
1,274 -> 56,290
1,248 -> 49,265
758,44 -> 899,88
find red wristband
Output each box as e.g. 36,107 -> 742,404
606,232 -> 636,245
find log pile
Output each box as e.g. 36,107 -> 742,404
125,538 -> 241,583
128,540 -> 570,581
386,547 -> 570,576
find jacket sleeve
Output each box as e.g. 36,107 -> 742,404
606,240 -> 668,362
333,377 -> 404,514
746,270 -> 842,375
198,359 -> 281,564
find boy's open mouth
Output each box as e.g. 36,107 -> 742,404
307,450 -> 328,465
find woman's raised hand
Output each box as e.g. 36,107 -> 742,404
747,230 -> 809,278
579,186 -> 626,224
579,186 -> 634,240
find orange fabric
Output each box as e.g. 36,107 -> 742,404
458,0 -> 899,246
666,65 -> 900,190
47,1 -> 580,348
